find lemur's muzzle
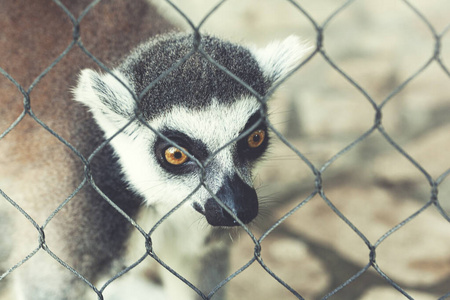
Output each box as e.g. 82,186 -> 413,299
202,174 -> 258,227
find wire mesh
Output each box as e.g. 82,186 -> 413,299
0,0 -> 449,299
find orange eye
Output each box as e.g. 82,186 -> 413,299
247,129 -> 266,148
164,146 -> 188,165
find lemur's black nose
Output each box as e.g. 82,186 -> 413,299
203,174 -> 258,227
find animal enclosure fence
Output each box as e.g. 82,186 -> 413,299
0,0 -> 449,299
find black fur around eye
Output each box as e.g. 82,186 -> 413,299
240,128 -> 269,160
237,112 -> 269,161
154,129 -> 209,174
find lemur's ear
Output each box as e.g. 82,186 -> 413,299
250,35 -> 309,86
74,69 -> 136,134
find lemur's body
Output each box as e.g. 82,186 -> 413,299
0,1 -> 305,299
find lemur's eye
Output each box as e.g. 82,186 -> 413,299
247,129 -> 266,148
164,146 -> 189,165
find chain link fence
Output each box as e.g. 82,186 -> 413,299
1,0 -> 449,299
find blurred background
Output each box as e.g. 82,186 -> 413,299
155,0 -> 450,299
1,0 -> 449,299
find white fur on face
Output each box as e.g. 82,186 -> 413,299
155,97 -> 262,170
108,97 -> 263,208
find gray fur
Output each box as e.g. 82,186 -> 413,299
119,33 -> 271,120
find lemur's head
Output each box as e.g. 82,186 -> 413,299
75,33 -> 306,227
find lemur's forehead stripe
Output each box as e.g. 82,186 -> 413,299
119,33 -> 270,120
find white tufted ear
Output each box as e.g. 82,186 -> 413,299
250,35 -> 309,85
73,69 -> 137,136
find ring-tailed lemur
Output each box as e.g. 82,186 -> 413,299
0,1 -> 306,299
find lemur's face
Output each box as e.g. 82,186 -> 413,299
74,34 -> 306,227
146,98 -> 267,226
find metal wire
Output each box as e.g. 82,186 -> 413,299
0,0 -> 449,299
